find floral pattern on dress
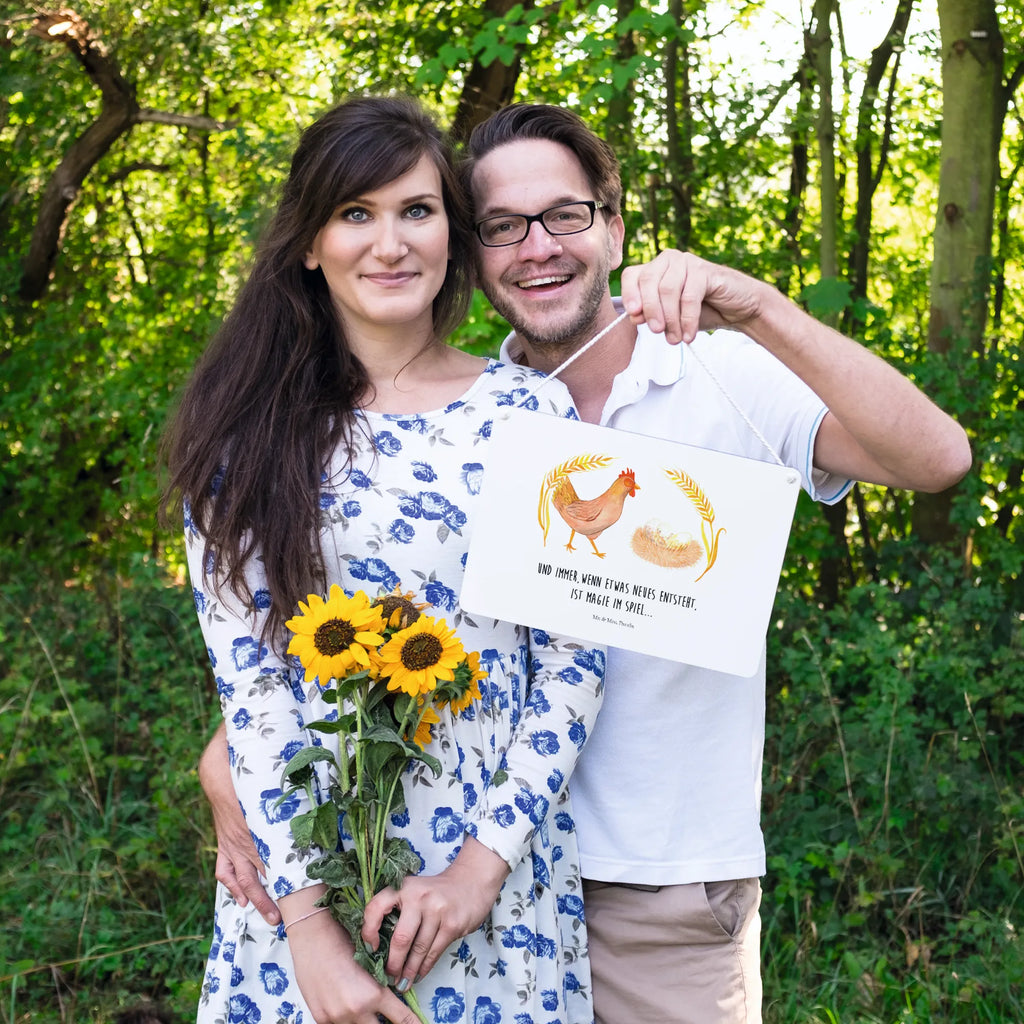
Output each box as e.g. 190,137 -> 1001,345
190,360 -> 603,1024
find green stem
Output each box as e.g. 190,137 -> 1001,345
351,688 -> 374,903
401,985 -> 430,1024
370,698 -> 427,875
373,771 -> 404,876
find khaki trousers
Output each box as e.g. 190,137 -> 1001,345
582,878 -> 762,1024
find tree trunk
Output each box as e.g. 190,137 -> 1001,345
450,0 -> 535,144
807,0 -> 838,286
17,9 -> 233,302
805,0 -> 853,600
848,0 -> 914,311
606,0 -> 637,160
913,0 -> 1003,544
781,65 -> 810,297
664,0 -> 693,249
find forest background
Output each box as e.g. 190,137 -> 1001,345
1,0 -> 1021,1021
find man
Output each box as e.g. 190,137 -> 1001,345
201,104 -> 970,1023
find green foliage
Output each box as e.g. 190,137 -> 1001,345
1,0 -> 1022,1020
0,552 -> 216,1021
762,541 -> 1024,1023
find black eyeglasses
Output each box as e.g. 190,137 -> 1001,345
474,200 -> 608,247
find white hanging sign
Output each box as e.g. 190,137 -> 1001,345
461,408 -> 801,676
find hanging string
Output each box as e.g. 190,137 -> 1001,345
682,344 -> 786,467
514,310 -> 630,404
514,310 -> 787,468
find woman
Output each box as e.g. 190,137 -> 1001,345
163,96 -> 605,1024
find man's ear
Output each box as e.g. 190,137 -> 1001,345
608,212 -> 625,271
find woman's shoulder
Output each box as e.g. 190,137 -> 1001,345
481,358 -> 578,418
484,356 -> 546,383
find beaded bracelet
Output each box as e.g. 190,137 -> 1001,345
283,906 -> 329,932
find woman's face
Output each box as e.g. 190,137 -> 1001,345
305,154 -> 450,340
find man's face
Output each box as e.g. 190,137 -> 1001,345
470,138 -> 625,353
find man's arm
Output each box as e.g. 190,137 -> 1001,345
621,251 -> 972,492
198,721 -> 282,925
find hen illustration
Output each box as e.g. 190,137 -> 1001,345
548,468 -> 640,558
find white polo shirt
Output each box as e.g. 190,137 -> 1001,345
500,313 -> 851,885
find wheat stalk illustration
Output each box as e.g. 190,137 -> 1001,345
538,454 -> 614,544
665,468 -> 726,581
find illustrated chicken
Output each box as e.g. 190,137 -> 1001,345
551,468 -> 640,558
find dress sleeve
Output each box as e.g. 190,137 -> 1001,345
185,507 -> 323,898
465,630 -> 605,872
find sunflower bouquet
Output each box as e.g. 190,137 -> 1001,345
279,583 -> 484,1019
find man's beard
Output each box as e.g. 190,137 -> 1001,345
481,262 -> 610,355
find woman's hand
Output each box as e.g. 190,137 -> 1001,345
361,836 -> 511,991
282,891 -> 422,1024
198,723 -> 282,925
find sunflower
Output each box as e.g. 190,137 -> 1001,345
285,585 -> 386,683
376,615 -> 466,697
407,703 -> 441,748
440,650 -> 486,715
372,585 -> 428,630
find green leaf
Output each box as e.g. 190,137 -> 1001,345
308,849 -> 362,890
800,277 -> 853,320
378,837 -> 422,891
303,717 -> 350,734
312,801 -> 341,850
288,809 -> 318,849
281,745 -> 337,787
409,746 -> 443,778
353,939 -> 388,984
439,42 -> 471,66
363,682 -> 397,715
337,670 -> 372,701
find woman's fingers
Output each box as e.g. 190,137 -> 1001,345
362,886 -> 400,950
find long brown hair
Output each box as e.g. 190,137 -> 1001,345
162,96 -> 474,646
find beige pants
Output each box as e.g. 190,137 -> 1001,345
582,878 -> 762,1024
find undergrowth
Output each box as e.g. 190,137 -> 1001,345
1,531 -> 1020,1023
762,536 -> 1024,1023
0,553 -> 216,1023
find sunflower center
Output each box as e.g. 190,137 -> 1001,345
313,617 -> 357,655
377,595 -> 421,629
400,634 -> 444,671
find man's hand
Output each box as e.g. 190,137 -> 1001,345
620,249 -> 763,344
361,836 -> 510,990
199,723 -> 282,926
621,249 -> 971,492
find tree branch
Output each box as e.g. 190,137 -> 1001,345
18,9 -> 237,302
19,9 -> 138,300
136,109 -> 237,132
1004,57 -> 1024,104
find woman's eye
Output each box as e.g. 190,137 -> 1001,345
406,203 -> 433,220
340,207 -> 369,222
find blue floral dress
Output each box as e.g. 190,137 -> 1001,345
188,360 -> 605,1024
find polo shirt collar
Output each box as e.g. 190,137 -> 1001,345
496,297 -> 688,418
599,298 -> 686,421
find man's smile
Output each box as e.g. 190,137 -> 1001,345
515,274 -> 573,290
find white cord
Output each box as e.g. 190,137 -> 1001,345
682,343 -> 786,466
514,311 -> 630,406
512,311 -> 786,467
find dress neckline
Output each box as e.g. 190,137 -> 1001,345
357,358 -> 502,422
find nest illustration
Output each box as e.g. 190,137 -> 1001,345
630,521 -> 703,568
